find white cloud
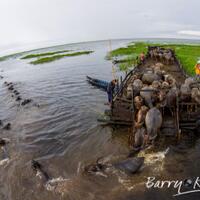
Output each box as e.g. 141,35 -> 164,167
178,30 -> 200,37
0,0 -> 200,54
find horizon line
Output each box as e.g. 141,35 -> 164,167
0,37 -> 200,58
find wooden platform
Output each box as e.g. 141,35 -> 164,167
106,46 -> 200,135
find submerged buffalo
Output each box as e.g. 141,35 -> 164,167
31,157 -> 144,194
113,157 -> 144,174
83,156 -> 144,176
32,160 -> 50,182
0,138 -> 9,147
3,123 -> 11,130
31,160 -> 75,194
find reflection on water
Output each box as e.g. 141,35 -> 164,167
0,39 -> 200,200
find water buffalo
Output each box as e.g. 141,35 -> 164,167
3,123 -> 11,130
151,80 -> 161,90
113,157 -> 144,174
142,72 -> 161,85
140,86 -> 156,108
145,107 -> 162,141
163,52 -> 174,65
8,85 -> 14,91
157,52 -> 164,63
165,76 -> 176,88
133,79 -> 143,96
180,84 -> 191,102
126,79 -> 143,99
16,96 -> 22,101
165,87 -> 179,116
31,160 -> 73,194
185,77 -> 195,88
83,156 -> 145,176
158,89 -> 167,107
21,99 -> 32,106
161,81 -> 170,90
83,157 -> 107,176
166,88 -> 178,106
32,160 -> 51,182
0,138 -> 9,147
191,88 -> 200,104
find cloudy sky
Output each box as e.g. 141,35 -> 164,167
0,0 -> 200,54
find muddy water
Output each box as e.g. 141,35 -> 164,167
0,40 -> 200,200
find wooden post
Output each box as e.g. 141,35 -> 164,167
131,85 -> 135,123
176,93 -> 181,141
129,85 -> 135,146
108,40 -> 116,80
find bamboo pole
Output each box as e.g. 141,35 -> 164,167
108,40 -> 116,80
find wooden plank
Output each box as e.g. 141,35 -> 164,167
110,116 -> 132,123
111,112 -> 132,120
115,97 -> 132,103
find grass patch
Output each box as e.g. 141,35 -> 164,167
119,61 -> 134,71
0,55 -> 10,62
0,53 -> 23,62
21,50 -> 70,59
107,42 -> 147,59
117,55 -> 138,71
159,44 -> 200,75
30,51 -> 94,65
108,42 -> 200,75
107,42 -> 147,70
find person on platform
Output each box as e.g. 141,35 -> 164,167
140,52 -> 145,64
107,79 -> 118,106
194,60 -> 200,80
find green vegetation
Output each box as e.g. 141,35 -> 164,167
107,42 -> 148,72
118,62 -> 133,71
0,52 -> 23,62
107,42 -> 200,75
30,51 -> 94,65
116,55 -> 138,71
107,42 -> 147,59
21,50 -> 70,59
0,55 -> 10,62
159,44 -> 200,75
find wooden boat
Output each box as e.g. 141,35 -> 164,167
105,46 -> 200,138
86,76 -> 109,91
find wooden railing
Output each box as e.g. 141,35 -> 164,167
174,56 -> 188,78
113,64 -> 141,101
